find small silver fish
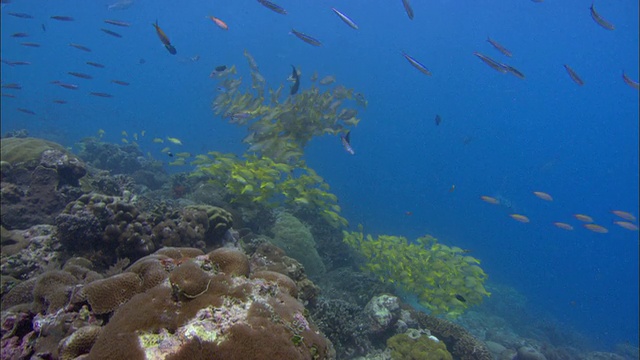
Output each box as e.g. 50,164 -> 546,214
331,8 -> 358,30
402,51 -> 431,76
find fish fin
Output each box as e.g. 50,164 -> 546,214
345,130 -> 351,143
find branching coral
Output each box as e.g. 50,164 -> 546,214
211,50 -> 366,165
343,232 -> 490,317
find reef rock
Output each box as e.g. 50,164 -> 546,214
1,137 -> 86,229
364,294 -> 401,333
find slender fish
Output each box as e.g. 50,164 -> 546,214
89,92 -> 113,98
101,28 -> 123,37
68,72 -> 93,79
486,37 -> 512,57
290,29 -> 322,47
563,64 -> 584,86
11,32 -> 30,38
1,83 -> 22,89
401,51 -> 431,76
69,43 -> 92,52
257,0 -> 287,15
589,3 -> 614,30
622,72 -> 639,90
503,64 -> 525,79
401,0 -> 414,20
86,61 -> 106,68
340,131 -> 355,155
20,42 -> 41,47
331,8 -> 359,30
104,19 -> 131,27
8,12 -> 34,19
111,80 -> 130,86
17,108 -> 36,115
290,65 -> 300,95
50,15 -> 75,21
473,52 -> 507,73
53,100 -> 68,104
58,83 -> 79,90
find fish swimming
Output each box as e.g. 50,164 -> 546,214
589,3 -> 615,30
207,15 -> 229,30
563,64 -> 584,86
401,0 -> 414,20
435,114 -> 442,126
101,28 -> 123,38
503,64 -> 525,79
289,65 -> 300,95
290,29 -> 322,46
50,15 -> 74,21
473,52 -> 507,73
486,37 -> 512,57
152,20 -> 177,55
104,19 -> 130,27
402,51 -> 431,76
89,92 -> 113,98
622,71 -> 639,90
257,0 -> 287,15
68,71 -> 93,79
69,43 -> 92,52
111,80 -> 130,86
340,131 -> 355,155
86,61 -> 106,68
331,8 -> 359,30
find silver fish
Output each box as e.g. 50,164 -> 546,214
402,52 -> 431,76
331,8 -> 358,30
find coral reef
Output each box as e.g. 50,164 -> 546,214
412,310 -> 492,360
364,294 -> 401,334
311,298 -> 372,358
1,224 -> 61,280
344,232 -> 490,316
1,137 -> 86,229
387,331 -> 453,360
270,212 -> 326,279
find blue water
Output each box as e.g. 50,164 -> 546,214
2,0 -> 638,350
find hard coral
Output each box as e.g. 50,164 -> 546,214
80,272 -> 143,314
58,325 -> 102,360
169,260 -> 212,299
387,332 -> 453,360
413,310 -> 492,360
251,270 -> 298,298
208,247 -> 250,277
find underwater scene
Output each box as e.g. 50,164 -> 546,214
1,0 -> 638,359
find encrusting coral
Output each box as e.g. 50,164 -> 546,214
343,231 -> 490,317
387,331 -> 453,360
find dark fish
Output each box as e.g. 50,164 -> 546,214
340,131 -> 355,155
257,0 -> 287,15
11,32 -> 29,38
53,100 -> 67,104
590,3 -> 615,30
41,23 -> 46,32
152,20 -> 177,55
215,65 -> 227,72
486,37 -> 512,57
139,58 -> 146,64
69,43 -> 92,52
68,71 -> 93,79
100,28 -> 123,38
1,83 -> 22,89
86,61 -> 106,68
8,12 -> 34,19
504,64 -> 525,79
104,19 -> 131,27
50,15 -> 75,21
622,71 -> 639,90
563,64 -> 584,86
17,108 -> 36,115
331,8 -> 359,30
435,114 -> 441,126
20,42 -> 41,47
455,294 -> 467,302
58,83 -> 79,90
290,29 -> 322,47
5,61 -> 32,66
402,51 -> 431,76
290,65 -> 300,95
401,0 -> 414,20
89,92 -> 113,98
1,93 -> 17,98
111,80 -> 130,86
167,152 -> 174,157
473,52 -> 507,73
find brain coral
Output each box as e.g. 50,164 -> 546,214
79,272 -> 143,314
84,246 -> 334,360
208,247 -> 250,277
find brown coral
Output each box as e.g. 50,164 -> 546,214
169,260 -> 212,299
413,310 -> 492,360
208,248 -> 250,277
58,325 -> 102,360
80,272 -> 143,314
251,270 -> 298,298
32,270 -> 78,313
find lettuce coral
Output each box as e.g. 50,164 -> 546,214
343,232 -> 490,317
